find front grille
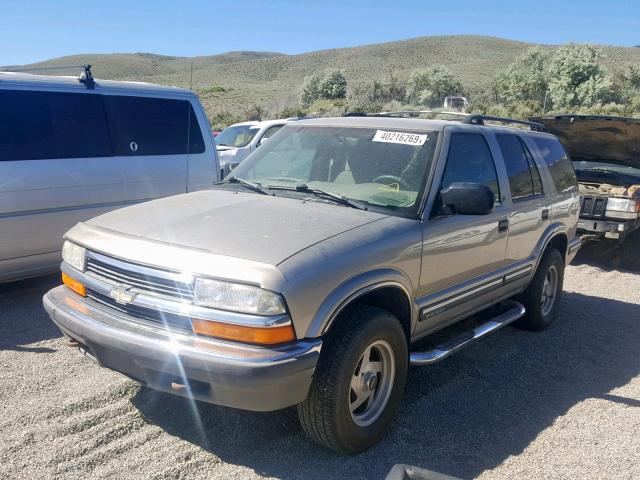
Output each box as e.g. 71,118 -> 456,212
86,253 -> 194,301
593,198 -> 607,216
581,197 -> 594,215
580,195 -> 607,218
87,289 -> 193,332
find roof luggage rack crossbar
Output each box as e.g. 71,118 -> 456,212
2,64 -> 95,89
462,115 -> 546,132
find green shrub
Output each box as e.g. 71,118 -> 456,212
244,104 -> 267,121
320,70 -> 347,100
210,111 -> 242,131
494,47 -> 548,105
300,75 -> 322,107
407,66 -> 463,107
548,44 -> 616,109
199,85 -> 227,94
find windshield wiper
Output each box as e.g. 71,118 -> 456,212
216,176 -> 272,195
267,184 -> 368,210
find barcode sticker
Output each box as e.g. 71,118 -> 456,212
372,130 -> 428,146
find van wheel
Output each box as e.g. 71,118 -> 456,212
297,305 -> 408,454
515,248 -> 564,331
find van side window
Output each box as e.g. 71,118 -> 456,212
441,133 -> 500,201
104,96 -> 203,156
496,134 -> 543,200
532,137 -> 578,193
0,90 -> 111,161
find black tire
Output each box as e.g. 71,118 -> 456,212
297,305 -> 408,454
515,248 -> 564,331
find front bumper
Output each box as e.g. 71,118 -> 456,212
577,217 -> 640,240
43,286 -> 321,411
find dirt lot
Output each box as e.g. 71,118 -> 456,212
1,233 -> 639,480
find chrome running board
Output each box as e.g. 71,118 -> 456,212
410,300 -> 526,366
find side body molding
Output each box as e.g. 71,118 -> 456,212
304,268 -> 416,338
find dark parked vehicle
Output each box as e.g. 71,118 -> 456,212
532,115 -> 640,244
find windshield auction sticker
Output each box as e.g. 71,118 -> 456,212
372,130 -> 428,146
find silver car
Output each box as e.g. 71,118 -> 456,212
43,114 -> 581,453
215,119 -> 293,176
0,71 -> 218,283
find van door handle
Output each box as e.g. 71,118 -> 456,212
542,209 -> 550,221
498,219 -> 509,232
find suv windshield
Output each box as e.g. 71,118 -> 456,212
228,125 -> 439,216
215,124 -> 259,148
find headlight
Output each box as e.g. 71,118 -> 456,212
62,241 -> 86,271
606,198 -> 638,213
194,278 -> 286,315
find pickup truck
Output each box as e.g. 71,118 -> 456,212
532,115 -> 640,244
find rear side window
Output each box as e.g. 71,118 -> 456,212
103,96 -> 204,156
532,136 -> 578,193
0,90 -> 111,161
496,134 -> 544,200
442,133 -> 500,201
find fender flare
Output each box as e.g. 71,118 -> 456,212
533,222 -> 569,274
304,268 -> 415,338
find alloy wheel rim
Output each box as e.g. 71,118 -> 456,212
349,339 -> 395,427
541,265 -> 558,316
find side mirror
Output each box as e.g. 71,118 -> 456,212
440,182 -> 494,215
257,136 -> 270,147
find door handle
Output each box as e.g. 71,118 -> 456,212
542,209 -> 550,221
498,219 -> 509,233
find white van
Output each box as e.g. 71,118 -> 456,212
0,69 -> 218,283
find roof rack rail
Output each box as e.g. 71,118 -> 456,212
343,110 -> 471,119
2,64 -> 95,89
462,114 -> 546,132
376,110 -> 471,118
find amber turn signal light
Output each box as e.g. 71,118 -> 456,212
191,319 -> 295,345
62,272 -> 86,297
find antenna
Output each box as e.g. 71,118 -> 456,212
189,63 -> 193,91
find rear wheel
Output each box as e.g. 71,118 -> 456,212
298,305 -> 408,454
515,248 -> 564,331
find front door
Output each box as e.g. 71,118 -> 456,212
416,130 -> 509,337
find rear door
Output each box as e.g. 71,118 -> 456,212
103,94 -> 190,203
496,133 -> 548,272
0,88 -> 127,278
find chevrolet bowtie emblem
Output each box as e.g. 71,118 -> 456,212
109,284 -> 136,305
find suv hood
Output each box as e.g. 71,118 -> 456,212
531,115 -> 640,168
84,189 -> 387,266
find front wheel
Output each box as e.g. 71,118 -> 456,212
297,305 -> 408,454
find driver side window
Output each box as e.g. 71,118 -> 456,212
441,133 -> 500,202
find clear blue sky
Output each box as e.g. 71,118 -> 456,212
2,0 -> 639,65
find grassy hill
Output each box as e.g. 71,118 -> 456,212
12,35 -> 640,120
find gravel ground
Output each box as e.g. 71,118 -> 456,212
1,233 -> 639,480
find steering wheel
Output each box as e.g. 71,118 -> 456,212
371,175 -> 411,190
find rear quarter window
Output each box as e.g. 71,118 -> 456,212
532,136 -> 578,194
